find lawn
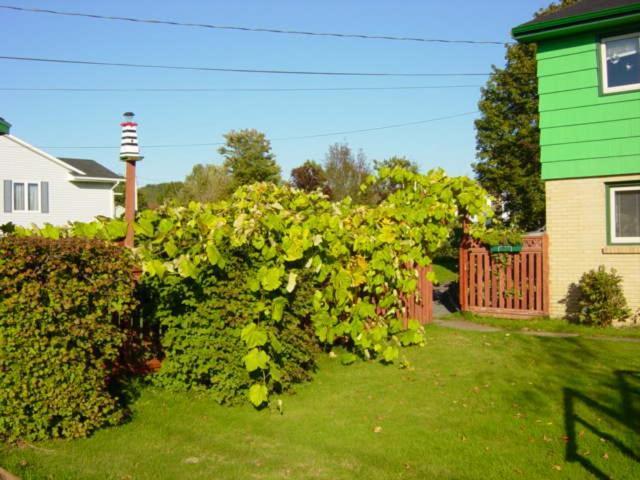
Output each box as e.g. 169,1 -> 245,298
2,326 -> 639,480
448,312 -> 640,339
432,256 -> 458,284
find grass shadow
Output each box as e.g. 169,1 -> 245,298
564,370 -> 640,479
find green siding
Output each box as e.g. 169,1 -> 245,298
537,32 -> 640,180
541,117 -> 640,146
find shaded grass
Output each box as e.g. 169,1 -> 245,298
447,312 -> 640,339
2,326 -> 639,479
432,256 -> 458,284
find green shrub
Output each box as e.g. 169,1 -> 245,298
16,168 -> 497,408
0,237 -> 138,442
150,258 -> 318,404
575,266 -> 631,326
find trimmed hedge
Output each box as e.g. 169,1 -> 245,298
0,237 -> 138,441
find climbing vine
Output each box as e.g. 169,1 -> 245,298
15,167 -> 494,407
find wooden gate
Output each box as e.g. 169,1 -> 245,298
459,234 -> 549,318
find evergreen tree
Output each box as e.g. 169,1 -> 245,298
219,129 -> 281,188
474,0 -> 579,231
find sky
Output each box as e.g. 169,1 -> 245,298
1,0 -> 551,186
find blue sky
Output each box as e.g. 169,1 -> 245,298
1,0 -> 550,186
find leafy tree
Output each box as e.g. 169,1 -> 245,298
474,0 -> 579,231
323,142 -> 371,203
290,160 -> 329,194
218,129 -> 281,188
138,181 -> 183,209
179,164 -> 231,204
371,156 -> 419,202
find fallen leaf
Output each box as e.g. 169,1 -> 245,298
373,426 -> 383,433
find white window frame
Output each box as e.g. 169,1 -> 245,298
609,184 -> 640,244
600,32 -> 640,94
12,180 -> 41,213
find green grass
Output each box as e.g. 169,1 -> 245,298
2,326 -> 640,479
448,312 -> 640,339
432,256 -> 458,284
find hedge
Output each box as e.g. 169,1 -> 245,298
0,237 -> 138,442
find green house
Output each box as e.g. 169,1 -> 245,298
513,0 -> 640,318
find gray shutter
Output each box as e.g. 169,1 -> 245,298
3,180 -> 11,213
41,181 -> 49,213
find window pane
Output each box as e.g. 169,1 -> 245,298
615,189 -> 640,238
605,37 -> 640,88
13,182 -> 24,210
28,183 -> 39,211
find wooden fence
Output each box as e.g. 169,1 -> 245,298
459,234 -> 549,318
400,264 -> 433,326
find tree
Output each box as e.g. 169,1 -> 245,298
474,0 -> 579,231
138,181 -> 183,209
179,164 -> 231,204
323,142 -> 371,203
290,160 -> 329,194
218,129 -> 281,188
371,156 -> 419,202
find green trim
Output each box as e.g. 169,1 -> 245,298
511,4 -> 640,40
513,10 -> 640,43
0,118 -> 10,135
605,180 -> 640,246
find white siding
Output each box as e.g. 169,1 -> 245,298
0,135 -> 118,227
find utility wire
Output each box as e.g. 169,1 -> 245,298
0,55 -> 494,77
0,55 -> 490,77
0,4 -> 506,45
0,85 -> 483,92
33,111 -> 478,149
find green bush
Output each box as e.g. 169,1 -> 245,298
575,266 -> 631,326
0,237 -> 138,442
150,258 -> 318,404
16,168 -> 498,408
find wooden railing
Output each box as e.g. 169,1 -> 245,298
459,234 -> 549,318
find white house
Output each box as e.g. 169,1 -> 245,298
0,117 -> 123,227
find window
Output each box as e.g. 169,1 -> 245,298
609,184 -> 640,244
11,181 -> 40,212
601,33 -> 640,93
13,182 -> 25,210
28,183 -> 39,211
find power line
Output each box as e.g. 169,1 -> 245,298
0,55 -> 494,77
0,4 -> 507,45
33,111 -> 478,149
0,85 -> 483,93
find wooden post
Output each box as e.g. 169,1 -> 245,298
458,217 -> 469,312
542,233 -> 550,316
119,111 -> 143,249
124,159 -> 136,249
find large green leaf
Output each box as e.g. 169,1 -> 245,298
248,383 -> 269,407
243,348 -> 270,372
240,323 -> 268,349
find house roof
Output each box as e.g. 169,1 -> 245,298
513,0 -> 640,41
59,157 -> 124,181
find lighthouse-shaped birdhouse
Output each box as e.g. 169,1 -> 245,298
120,112 -> 143,162
120,111 -> 143,248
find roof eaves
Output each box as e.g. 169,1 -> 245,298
512,3 -> 640,41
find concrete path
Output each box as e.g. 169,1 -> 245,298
433,318 -> 640,343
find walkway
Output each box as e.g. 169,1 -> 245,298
433,318 -> 640,344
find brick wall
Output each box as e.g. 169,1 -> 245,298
546,174 -> 640,318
